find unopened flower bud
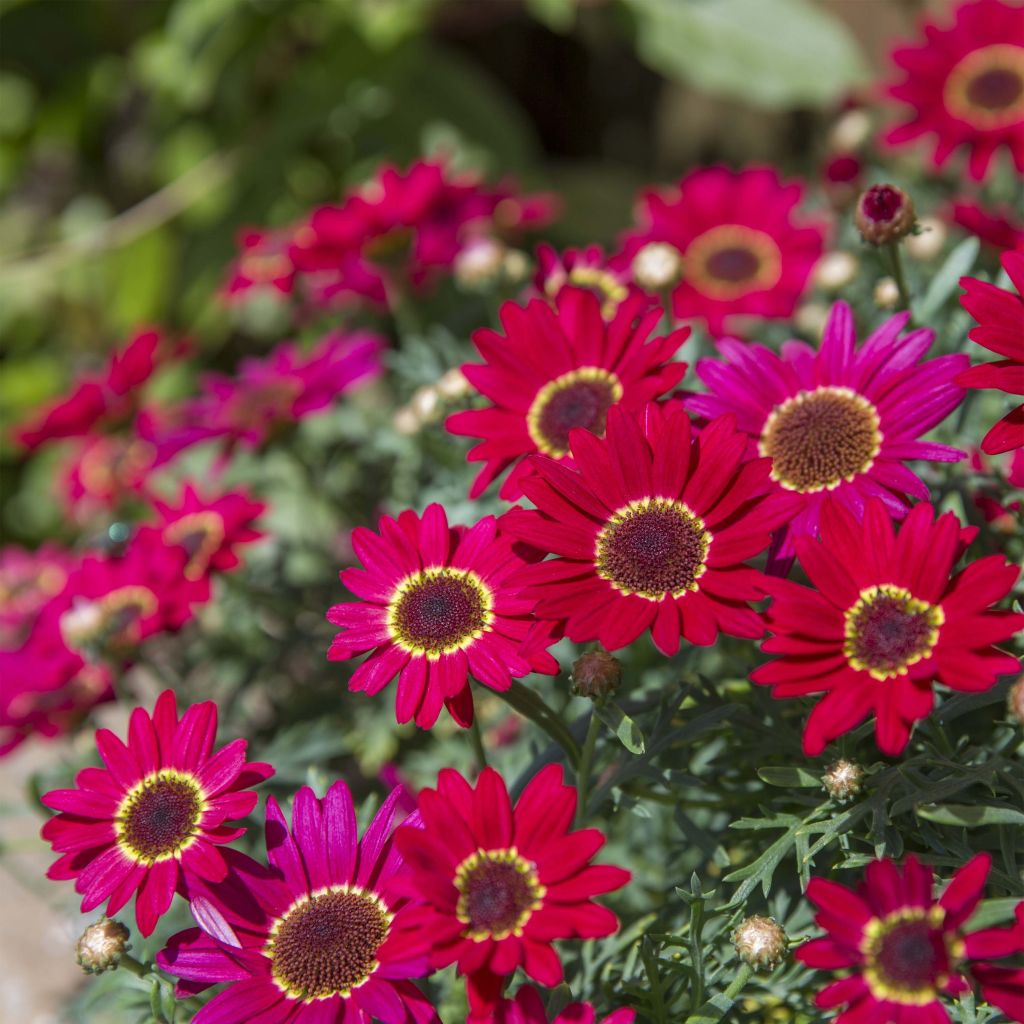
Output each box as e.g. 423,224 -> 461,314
813,251 -> 859,292
501,249 -> 532,285
454,237 -> 506,291
794,302 -> 830,339
733,915 -> 787,971
392,406 -> 420,435
411,385 -> 441,423
631,241 -> 682,291
828,108 -> 872,153
76,918 -> 130,974
905,217 -> 948,261
822,759 -> 864,802
1007,676 -> 1024,726
436,367 -> 470,400
855,184 -> 916,246
571,650 -> 621,701
874,277 -> 900,310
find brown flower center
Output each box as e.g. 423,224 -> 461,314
388,568 -> 493,658
527,367 -> 624,458
454,848 -> 545,941
116,770 -> 205,863
945,44 -> 1024,129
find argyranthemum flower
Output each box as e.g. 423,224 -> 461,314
534,244 -> 645,320
883,0 -> 1024,181
40,690 -> 273,935
951,200 -> 1024,252
501,403 -> 801,655
390,765 -> 630,1015
752,499 -> 1024,756
326,504 -> 558,729
688,301 -> 968,557
446,287 -> 689,499
968,903 -> 1024,1021
0,544 -> 75,646
480,985 -> 635,1024
619,165 -> 826,335
158,782 -> 439,1024
797,853 -> 1024,1023
153,482 -> 265,582
957,250 -> 1024,454
223,226 -> 296,302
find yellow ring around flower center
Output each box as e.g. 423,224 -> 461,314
526,366 -> 624,458
860,905 -> 954,1006
453,846 -> 546,942
114,768 -> 207,864
683,224 -> 783,301
944,44 -> 1024,130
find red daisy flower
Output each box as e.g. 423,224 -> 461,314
688,301 -> 967,557
951,200 -> 1024,252
968,903 -> 1024,1022
157,782 -> 439,1024
40,689 -> 273,936
0,543 -> 75,646
390,765 -> 630,1015
327,504 -> 558,729
15,329 -> 169,449
618,165 -> 826,335
883,0 -> 1024,181
957,250 -> 1024,455
534,244 -> 646,320
224,226 -> 296,302
446,287 -> 689,500
501,403 -> 801,656
752,499 -> 1024,756
153,483 -> 266,581
797,853 -> 1024,1023
480,985 -> 635,1024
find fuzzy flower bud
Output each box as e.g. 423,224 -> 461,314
855,184 -> 916,246
454,237 -> 506,291
873,277 -> 900,310
631,241 -> 682,291
905,216 -> 948,261
813,251 -> 859,292
822,759 -> 864,802
76,918 -> 130,975
732,915 -> 788,971
1008,676 -> 1024,726
571,650 -> 621,701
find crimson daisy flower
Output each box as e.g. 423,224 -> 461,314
957,250 -> 1024,455
951,200 -> 1024,252
326,504 -> 558,730
40,690 -> 272,936
797,853 -> 1024,1023
501,403 -> 801,655
446,287 -> 689,500
968,903 -> 1024,1021
153,483 -> 266,582
688,300 -> 968,558
157,782 -> 439,1024
0,543 -> 75,646
883,0 -> 1024,181
389,765 -> 630,1015
534,244 -> 645,320
618,165 -> 826,336
481,985 -> 635,1024
224,226 -> 296,302
752,499 -> 1024,756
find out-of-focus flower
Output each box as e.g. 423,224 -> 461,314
957,250 -> 1024,454
0,544 -> 75,646
447,288 -> 689,499
873,276 -> 901,309
753,499 -> 1023,756
905,216 -> 949,261
40,690 -> 273,936
882,0 -> 1024,181
535,243 -> 641,319
223,227 -> 296,301
620,165 -> 827,336
951,200 -> 1024,251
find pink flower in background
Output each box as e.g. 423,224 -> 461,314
951,200 -> 1024,251
534,243 -> 646,320
0,544 -> 76,646
223,226 -> 296,301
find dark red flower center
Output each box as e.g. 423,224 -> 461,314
946,45 -> 1024,128
860,185 -> 904,224
863,909 -> 952,1004
706,247 -> 760,283
527,368 -> 624,458
454,848 -> 545,940
388,568 -> 493,656
759,386 -> 881,493
843,584 -> 944,680
116,770 -> 204,863
595,498 -> 711,600
268,888 -> 391,1000
164,511 -> 225,581
684,225 -> 782,300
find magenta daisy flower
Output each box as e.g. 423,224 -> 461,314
0,543 -> 75,646
390,765 -> 630,1016
534,244 -> 645,320
40,690 -> 272,935
883,0 -> 1024,181
327,504 -> 558,729
481,985 -> 635,1024
157,782 -> 439,1024
752,499 -> 1024,756
446,287 -> 689,499
798,853 -> 1024,1023
619,165 -> 826,335
502,403 -> 800,655
688,301 -> 968,557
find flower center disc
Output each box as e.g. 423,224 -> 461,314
527,368 -> 624,458
164,511 -> 226,580
388,568 -> 493,657
759,386 -> 882,493
863,910 -> 951,1006
945,44 -> 1024,129
684,225 -> 783,300
268,888 -> 391,1001
116,770 -> 204,863
454,848 -> 545,941
843,584 -> 944,680
60,585 -> 160,654
595,498 -> 711,601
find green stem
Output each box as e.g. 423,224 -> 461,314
497,680 -> 581,767
469,714 -> 488,770
885,241 -> 912,312
575,709 -> 602,827
119,953 -> 151,978
723,963 -> 753,1001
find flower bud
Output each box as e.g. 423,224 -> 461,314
1007,676 -> 1024,726
76,918 -> 130,974
905,216 -> 948,261
794,302 -> 830,339
873,277 -> 900,310
855,184 -> 916,246
732,915 -> 787,971
570,650 -> 621,701
454,237 -> 506,291
822,759 -> 864,802
501,249 -> 532,285
813,251 -> 859,292
631,242 -> 682,291
828,108 -> 872,153
436,367 -> 470,400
